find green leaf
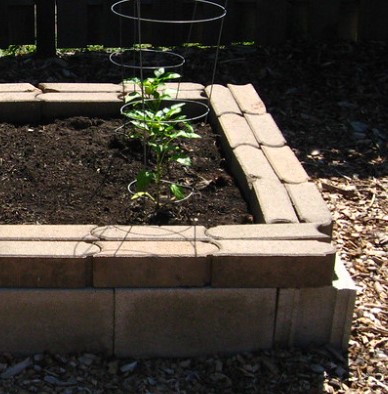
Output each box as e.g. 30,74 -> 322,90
173,130 -> 201,139
161,88 -> 177,99
136,170 -> 155,191
171,154 -> 191,166
124,77 -> 141,85
170,183 -> 185,200
154,68 -> 165,78
125,91 -> 141,103
162,72 -> 181,80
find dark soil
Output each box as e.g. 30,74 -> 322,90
0,117 -> 250,226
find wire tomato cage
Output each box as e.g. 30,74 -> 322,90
110,0 -> 228,201
110,0 -> 228,103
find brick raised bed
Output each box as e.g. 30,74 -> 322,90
0,83 -> 356,357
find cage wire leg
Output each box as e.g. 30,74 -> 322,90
208,0 -> 228,106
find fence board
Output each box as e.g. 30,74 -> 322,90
309,0 -> 341,39
8,5 -> 35,44
0,0 -> 35,48
57,0 -> 88,47
359,0 -> 388,41
338,0 -> 358,41
256,0 -> 288,44
36,0 -> 56,56
0,2 -> 9,48
288,0 -> 308,38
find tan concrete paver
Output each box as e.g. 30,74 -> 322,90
286,182 -> 333,235
163,82 -> 205,91
262,145 -> 310,184
205,84 -> 241,116
93,241 -> 217,287
159,83 -> 206,100
95,240 -> 217,257
115,288 -> 276,357
0,256 -> 92,288
206,223 -> 330,241
233,145 -> 278,182
0,83 -> 40,93
218,113 -> 259,148
0,289 -> 113,354
212,240 -> 336,288
92,225 -> 208,241
274,257 -> 356,350
37,92 -> 122,119
245,113 -> 287,147
37,82 -> 206,100
0,225 -> 98,241
330,257 -> 357,350
38,83 -> 122,93
252,179 -> 299,223
0,241 -> 99,257
0,241 -> 98,287
227,84 -> 267,114
0,92 -> 41,123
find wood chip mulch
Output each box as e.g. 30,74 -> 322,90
0,40 -> 387,393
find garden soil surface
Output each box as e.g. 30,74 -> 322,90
0,117 -> 250,226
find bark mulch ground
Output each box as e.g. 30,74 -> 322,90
0,40 -> 387,393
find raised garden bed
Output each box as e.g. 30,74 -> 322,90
0,82 -> 356,357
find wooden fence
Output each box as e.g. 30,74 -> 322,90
1,0 -> 388,56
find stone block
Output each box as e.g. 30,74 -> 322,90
164,82 -> 205,91
0,289 -> 113,354
212,240 -> 336,288
205,84 -> 241,116
330,257 -> 357,350
0,83 -> 40,93
0,225 -> 98,241
227,84 -> 267,114
274,257 -> 356,350
93,241 -> 217,287
251,179 -> 299,223
115,288 -> 276,357
0,92 -> 41,123
37,92 -> 122,119
233,145 -> 277,184
245,113 -> 287,147
286,182 -> 333,235
0,241 -> 100,257
0,241 -> 99,287
262,146 -> 310,184
162,83 -> 206,101
92,225 -> 208,241
38,83 -> 122,93
206,223 -> 330,241
218,113 -> 259,149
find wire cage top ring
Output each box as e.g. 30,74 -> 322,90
111,0 -> 227,24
